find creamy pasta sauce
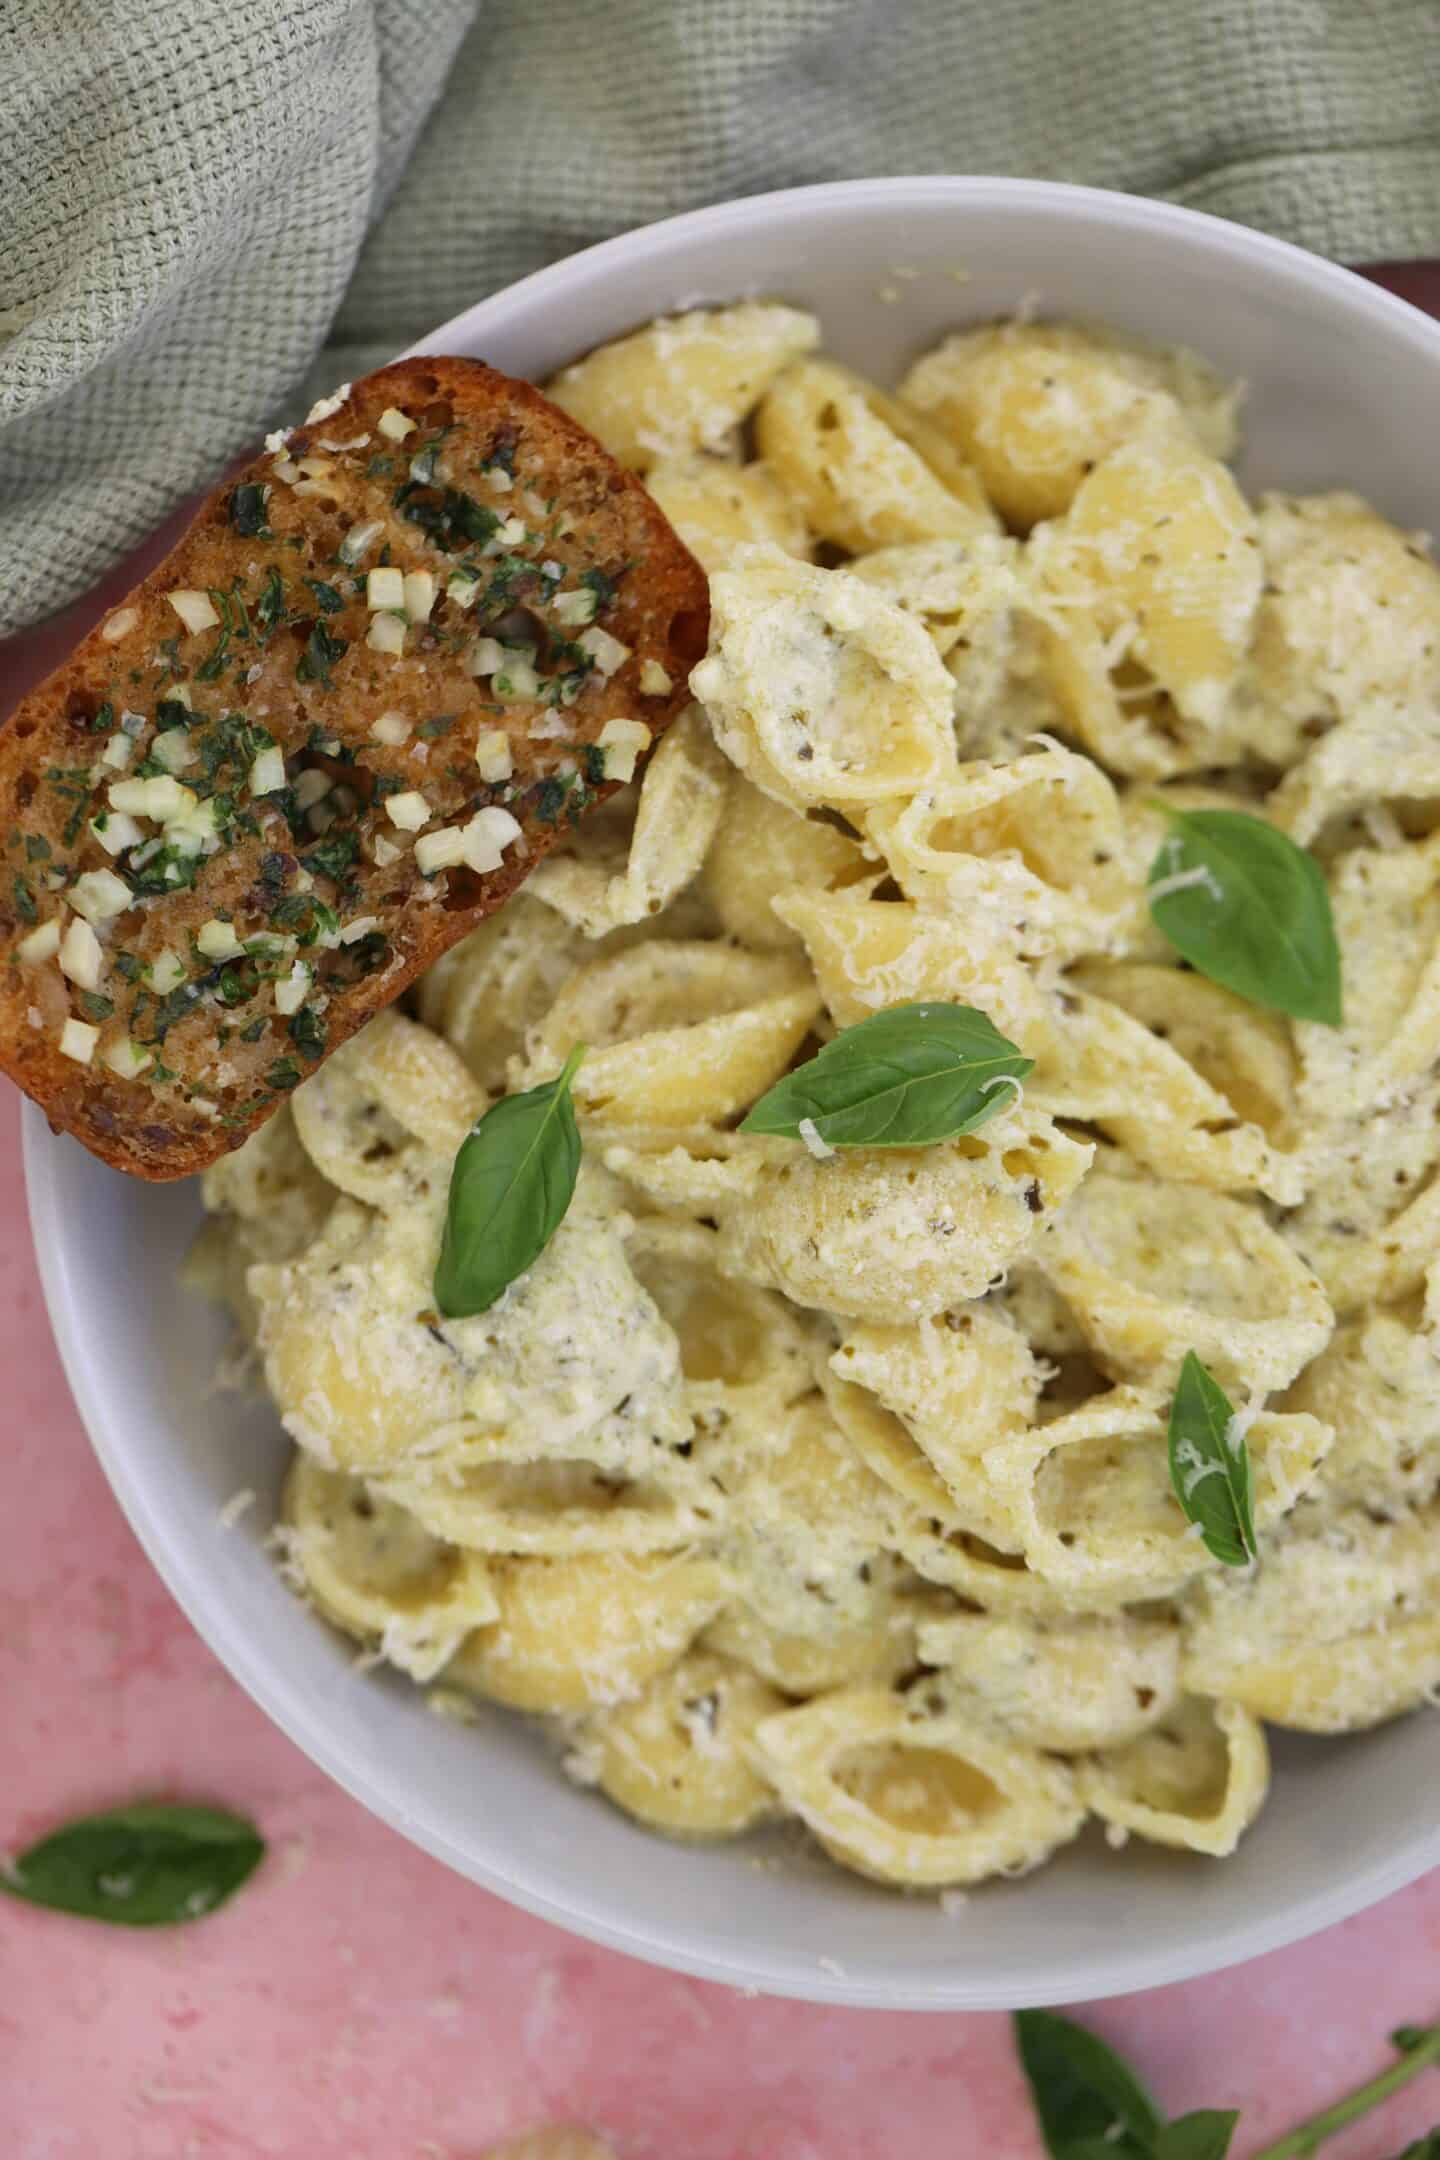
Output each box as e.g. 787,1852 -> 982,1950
195,304 -> 1440,1892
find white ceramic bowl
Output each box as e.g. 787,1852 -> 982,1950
25,178 -> 1440,2009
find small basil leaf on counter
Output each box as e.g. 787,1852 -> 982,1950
1016,2010 -> 1440,2160
434,1044 -> 585,1319
1147,806 -> 1341,1026
1154,2112 -> 1239,2160
1014,2010 -> 1164,2160
1167,1351 -> 1257,1568
739,1001 -> 1033,1150
0,1803 -> 264,1926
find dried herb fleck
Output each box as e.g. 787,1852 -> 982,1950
229,484 -> 270,538
295,623 -> 348,689
288,1007 -> 326,1061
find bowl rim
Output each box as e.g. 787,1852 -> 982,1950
25,173 -> 1440,2010
402,170 -> 1440,367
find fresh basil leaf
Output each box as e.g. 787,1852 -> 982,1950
434,1044 -> 585,1319
1154,2112 -> 1239,2160
1015,2012 -> 1163,2160
0,1803 -> 263,1926
1147,807 -> 1341,1026
1395,2135 -> 1440,2159
1167,1350 -> 1256,1568
739,1001 -> 1033,1150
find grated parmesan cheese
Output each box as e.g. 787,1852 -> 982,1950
1147,863 -> 1224,905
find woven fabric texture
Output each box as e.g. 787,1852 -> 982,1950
3,0 -> 1438,634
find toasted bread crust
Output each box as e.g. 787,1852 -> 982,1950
0,357 -> 708,1178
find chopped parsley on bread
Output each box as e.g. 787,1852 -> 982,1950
0,357 -> 708,1178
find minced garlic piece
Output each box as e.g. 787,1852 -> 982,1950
59,1018 -> 99,1065
166,589 -> 220,635
69,868 -> 132,924
404,570 -> 436,623
367,566 -> 406,611
578,625 -> 631,677
16,919 -> 60,966
596,718 -> 651,782
476,728 -> 514,783
385,790 -> 431,832
103,1037 -> 153,1080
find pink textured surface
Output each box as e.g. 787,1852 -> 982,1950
4,261 -> 1440,2160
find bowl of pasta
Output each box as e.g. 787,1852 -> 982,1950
24,176 -> 1440,2008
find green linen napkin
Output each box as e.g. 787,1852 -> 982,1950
3,0 -> 1438,637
